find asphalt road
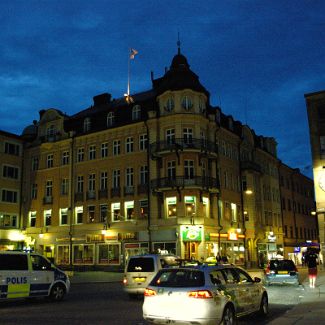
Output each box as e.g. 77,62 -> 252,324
0,277 -> 307,325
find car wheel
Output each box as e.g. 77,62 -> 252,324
49,283 -> 65,302
259,294 -> 268,317
221,305 -> 236,325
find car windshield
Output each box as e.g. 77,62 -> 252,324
269,259 -> 295,271
127,257 -> 155,272
150,269 -> 205,287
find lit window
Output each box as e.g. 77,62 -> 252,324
185,196 -> 196,217
125,201 -> 134,220
167,197 -> 177,218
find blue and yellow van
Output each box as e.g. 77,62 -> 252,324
0,251 -> 70,301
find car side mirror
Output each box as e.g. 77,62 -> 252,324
254,277 -> 261,283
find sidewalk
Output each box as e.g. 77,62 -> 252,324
268,266 -> 325,324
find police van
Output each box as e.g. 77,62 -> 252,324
0,251 -> 70,301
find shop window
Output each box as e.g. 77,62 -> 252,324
98,244 -> 121,265
185,196 -> 196,217
153,242 -> 176,255
57,245 -> 70,265
73,244 -> 94,264
166,197 -> 177,218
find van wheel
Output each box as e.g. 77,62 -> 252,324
50,283 -> 65,302
221,305 -> 236,325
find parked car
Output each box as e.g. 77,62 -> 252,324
123,254 -> 179,298
264,258 -> 299,286
143,264 -> 268,325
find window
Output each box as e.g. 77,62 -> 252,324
113,140 -> 121,156
165,97 -> 174,111
61,178 -> 69,195
140,166 -> 148,185
112,170 -> 120,188
0,214 -> 17,228
77,176 -> 84,193
182,96 -> 193,110
140,200 -> 148,219
126,137 -> 134,153
62,151 -> 70,165
89,145 -> 96,160
46,125 -> 56,138
107,112 -> 114,127
31,183 -> 37,199
183,128 -> 193,144
88,173 -> 96,192
125,201 -> 134,220
101,142 -> 108,158
199,98 -> 205,113
167,197 -> 177,218
100,171 -> 108,190
132,105 -> 141,120
47,154 -> 54,168
60,208 -> 68,226
203,197 -> 209,218
45,180 -> 53,197
166,129 -> 175,144
84,118 -> 91,132
184,160 -> 194,179
100,204 -> 108,223
32,156 -> 39,171
44,209 -> 52,226
4,142 -> 20,156
73,244 -> 94,264
98,244 -> 120,265
30,211 -> 36,227
88,205 -> 95,223
167,161 -> 176,179
1,190 -> 18,203
126,168 -> 134,187
0,254 -> 28,271
139,134 -> 148,151
3,165 -> 19,179
231,203 -> 237,222
77,148 -> 84,162
75,206 -> 83,224
112,203 -> 121,221
185,196 -> 196,218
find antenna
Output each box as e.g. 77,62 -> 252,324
177,31 -> 181,54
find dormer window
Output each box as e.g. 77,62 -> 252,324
83,118 -> 91,132
165,98 -> 174,112
132,105 -> 141,120
46,125 -> 56,140
182,96 -> 193,111
107,112 -> 114,127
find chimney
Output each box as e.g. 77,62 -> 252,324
93,93 -> 112,106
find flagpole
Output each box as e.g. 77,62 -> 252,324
127,48 -> 130,96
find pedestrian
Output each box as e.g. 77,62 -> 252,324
306,251 -> 318,288
216,253 -> 222,263
221,254 -> 228,263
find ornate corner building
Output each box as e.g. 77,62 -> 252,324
0,50 -> 318,270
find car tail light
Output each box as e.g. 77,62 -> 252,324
187,290 -> 213,299
144,288 -> 157,297
123,278 -> 127,285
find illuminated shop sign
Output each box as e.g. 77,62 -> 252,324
228,232 -> 238,240
181,226 -> 203,241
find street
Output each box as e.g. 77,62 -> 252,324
0,273 -> 309,325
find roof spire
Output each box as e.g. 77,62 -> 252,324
177,32 -> 181,54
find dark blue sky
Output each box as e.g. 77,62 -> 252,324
1,1 -> 324,178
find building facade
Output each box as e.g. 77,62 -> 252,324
306,90 -> 325,262
0,50 -> 317,270
0,130 -> 24,250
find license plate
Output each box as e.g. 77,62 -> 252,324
133,277 -> 146,282
278,271 -> 288,274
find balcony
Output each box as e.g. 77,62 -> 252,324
240,160 -> 262,173
137,184 -> 148,194
111,187 -> 121,198
86,191 -> 96,200
151,176 -> 219,192
98,189 -> 108,199
124,186 -> 135,196
75,192 -> 84,202
150,138 -> 218,157
43,196 -> 53,204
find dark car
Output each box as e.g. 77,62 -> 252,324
264,259 -> 299,286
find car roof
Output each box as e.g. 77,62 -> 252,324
129,254 -> 178,259
158,263 -> 241,272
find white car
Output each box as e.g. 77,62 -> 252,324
143,264 -> 268,325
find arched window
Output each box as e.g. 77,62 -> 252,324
182,96 -> 193,110
199,98 -> 206,113
165,97 -> 174,112
132,105 -> 141,120
83,118 -> 91,132
107,112 -> 114,127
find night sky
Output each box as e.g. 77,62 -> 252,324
1,1 -> 324,179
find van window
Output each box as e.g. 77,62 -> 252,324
0,254 -> 28,270
31,255 -> 52,271
127,257 -> 154,272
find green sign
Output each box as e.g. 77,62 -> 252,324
182,227 -> 202,241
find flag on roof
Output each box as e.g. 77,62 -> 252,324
130,48 -> 138,59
